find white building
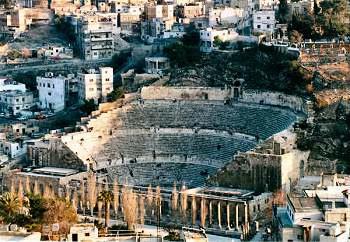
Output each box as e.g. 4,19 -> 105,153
43,46 -> 74,59
0,140 -> 27,158
253,10 -> 275,34
208,7 -> 244,27
145,57 -> 170,74
0,78 -> 26,92
36,73 -> 68,112
67,224 -> 98,242
77,67 -> 113,103
199,27 -> 238,52
0,91 -> 34,116
275,174 -> 350,242
257,0 -> 277,10
290,0 -> 314,15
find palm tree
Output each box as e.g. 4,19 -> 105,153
98,190 -> 113,228
0,192 -> 20,224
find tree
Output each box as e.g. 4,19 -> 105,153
121,186 -> 138,230
318,0 -> 349,38
0,192 -> 21,224
289,30 -> 303,44
213,36 -> 223,47
12,71 -> 37,92
54,15 -> 76,43
107,88 -> 124,102
113,180 -> 119,219
110,51 -> 131,70
289,13 -> 316,40
277,0 -> 290,23
87,173 -> 97,217
81,99 -> 97,115
98,190 -> 113,228
7,50 -> 22,60
164,27 -> 201,67
28,194 -> 46,223
42,198 -> 78,235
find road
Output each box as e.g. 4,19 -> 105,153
0,58 -> 111,75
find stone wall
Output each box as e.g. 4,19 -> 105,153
141,86 -> 230,101
27,138 -> 88,171
141,86 -> 307,113
241,90 -> 307,113
5,170 -> 88,197
212,131 -> 309,192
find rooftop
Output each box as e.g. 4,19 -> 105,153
288,196 -> 320,213
32,167 -> 79,176
184,186 -> 257,202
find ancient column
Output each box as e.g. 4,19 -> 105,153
209,200 -> 213,226
226,203 -> 231,229
244,203 -> 248,224
191,196 -> 196,225
218,202 -> 222,229
200,198 -> 206,227
235,204 -> 239,230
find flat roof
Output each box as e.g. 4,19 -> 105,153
184,186 -> 257,203
288,196 -> 320,213
33,167 -> 79,176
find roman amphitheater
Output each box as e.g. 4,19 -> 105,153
53,85 -> 306,188
8,84 -> 311,236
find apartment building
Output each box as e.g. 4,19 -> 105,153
252,9 -> 275,34
77,67 -> 113,103
76,14 -> 117,60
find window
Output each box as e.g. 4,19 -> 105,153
53,84 -> 55,88
90,79 -> 94,82
267,16 -> 270,19
257,25 -> 261,29
89,88 -> 94,91
257,17 -> 261,20
85,233 -> 90,237
48,83 -> 51,88
16,107 -> 20,110
106,87 -> 110,91
22,98 -> 24,101
105,78 -> 110,82
267,24 -> 270,28
48,92 -> 52,96
16,99 -> 19,102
